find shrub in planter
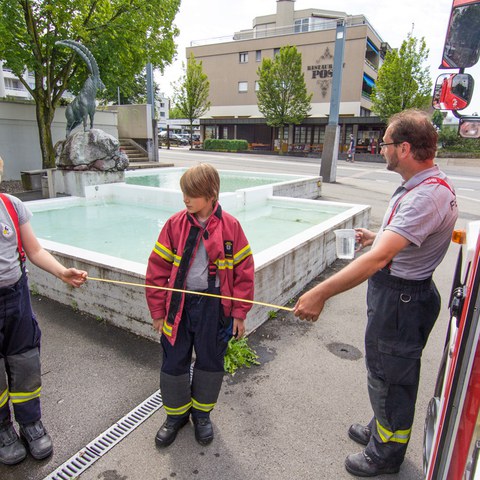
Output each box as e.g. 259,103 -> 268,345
204,139 -> 248,151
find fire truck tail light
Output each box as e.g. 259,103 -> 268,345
452,229 -> 466,244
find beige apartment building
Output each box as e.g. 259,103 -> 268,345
187,0 -> 389,155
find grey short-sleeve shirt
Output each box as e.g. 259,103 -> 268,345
0,194 -> 32,287
373,166 -> 458,280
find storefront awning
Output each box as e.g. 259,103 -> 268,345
367,38 -> 379,54
363,73 -> 375,88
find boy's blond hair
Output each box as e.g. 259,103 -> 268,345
180,163 -> 220,202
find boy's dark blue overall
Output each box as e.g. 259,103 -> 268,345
0,271 -> 42,425
160,280 -> 233,424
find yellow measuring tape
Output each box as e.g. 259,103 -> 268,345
87,276 -> 294,312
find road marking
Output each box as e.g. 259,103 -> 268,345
449,175 -> 480,183
457,194 -> 480,203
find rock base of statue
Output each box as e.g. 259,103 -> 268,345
55,129 -> 129,172
51,128 -> 129,197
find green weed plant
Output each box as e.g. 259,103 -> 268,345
224,337 -> 260,375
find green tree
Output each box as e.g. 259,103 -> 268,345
256,45 -> 312,153
0,0 -> 180,168
113,74 -> 163,106
371,34 -> 432,121
168,105 -> 184,119
172,53 -> 210,148
432,110 -> 445,130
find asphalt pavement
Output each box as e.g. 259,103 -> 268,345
1,156 -> 478,480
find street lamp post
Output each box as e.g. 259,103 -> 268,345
146,62 -> 159,162
320,19 -> 347,183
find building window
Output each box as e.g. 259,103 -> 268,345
312,126 -> 325,144
273,48 -> 280,57
5,78 -> 22,91
160,112 -> 165,117
239,52 -> 248,63
205,126 -> 216,139
294,18 -> 309,33
277,126 -> 288,140
256,50 -> 262,62
294,126 -> 309,144
238,81 -> 248,93
365,38 -> 380,70
255,81 -> 260,92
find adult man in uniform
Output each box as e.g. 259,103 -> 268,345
294,109 -> 458,476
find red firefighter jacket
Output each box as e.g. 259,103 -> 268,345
145,203 -> 255,345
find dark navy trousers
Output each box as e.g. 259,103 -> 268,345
364,269 -> 440,467
160,288 -> 232,420
0,272 -> 42,424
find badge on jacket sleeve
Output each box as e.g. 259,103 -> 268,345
224,240 -> 233,258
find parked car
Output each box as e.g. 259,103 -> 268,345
177,133 -> 201,144
177,133 -> 191,143
158,131 -> 189,146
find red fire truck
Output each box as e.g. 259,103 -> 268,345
423,1 -> 480,478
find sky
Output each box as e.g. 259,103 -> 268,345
156,0 -> 479,116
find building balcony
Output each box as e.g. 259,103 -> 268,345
4,87 -> 32,98
190,14 -> 383,47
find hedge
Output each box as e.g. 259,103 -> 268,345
203,139 -> 248,151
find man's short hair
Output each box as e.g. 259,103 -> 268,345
388,109 -> 438,161
180,163 -> 220,202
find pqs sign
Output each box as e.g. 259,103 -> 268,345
307,63 -> 333,79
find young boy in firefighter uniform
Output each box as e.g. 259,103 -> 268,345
146,163 -> 254,447
0,156 -> 87,465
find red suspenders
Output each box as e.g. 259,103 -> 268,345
384,176 -> 455,272
387,176 -> 455,226
0,193 -> 26,265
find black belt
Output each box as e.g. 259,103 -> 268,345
374,268 -> 432,290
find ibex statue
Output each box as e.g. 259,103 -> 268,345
55,40 -> 105,137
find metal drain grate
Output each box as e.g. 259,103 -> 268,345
43,389 -> 163,480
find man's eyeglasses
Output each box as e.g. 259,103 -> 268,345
379,142 -> 400,149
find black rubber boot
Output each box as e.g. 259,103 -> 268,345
20,420 -> 53,460
345,451 -> 401,477
155,416 -> 189,448
0,421 -> 27,465
348,423 -> 371,446
192,416 -> 214,446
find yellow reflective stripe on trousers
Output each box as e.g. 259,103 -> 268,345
10,386 -> 41,404
164,401 -> 192,416
162,322 -> 173,337
0,388 -> 8,408
192,398 -> 216,412
376,420 -> 411,444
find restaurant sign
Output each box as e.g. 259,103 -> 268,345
306,47 -> 334,98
